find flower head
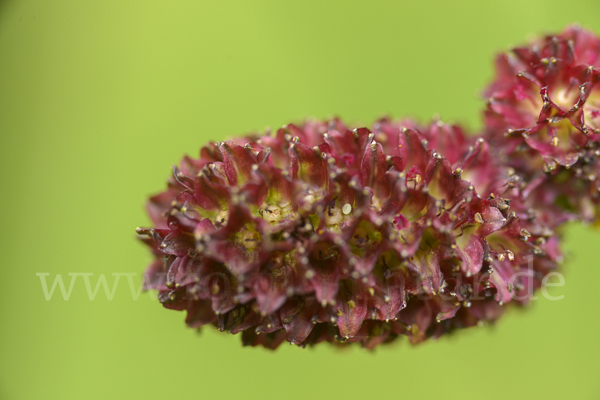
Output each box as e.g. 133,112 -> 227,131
483,25 -> 600,221
137,118 -> 561,349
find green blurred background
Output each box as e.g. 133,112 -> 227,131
2,1 -> 600,399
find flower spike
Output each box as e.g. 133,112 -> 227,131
137,118 -> 562,349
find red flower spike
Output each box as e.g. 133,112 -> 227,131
137,117 -> 563,349
483,25 -> 600,222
